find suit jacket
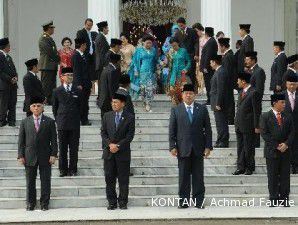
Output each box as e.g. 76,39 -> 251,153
283,91 -> 298,136
237,35 -> 254,72
101,111 -> 135,161
222,49 -> 236,89
200,37 -> 218,73
169,102 -> 213,158
117,87 -> 135,115
52,85 -> 81,130
95,32 -> 110,71
235,86 -> 261,133
270,52 -> 288,90
76,28 -> 95,58
282,69 -> 297,90
23,72 -> 45,112
18,115 -> 58,166
210,66 -> 229,111
98,64 -> 120,109
0,52 -> 18,90
38,32 -> 60,71
250,64 -> 266,97
104,50 -> 120,67
72,51 -> 92,89
175,27 -> 198,57
260,110 -> 295,159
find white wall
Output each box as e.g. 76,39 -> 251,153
7,0 -> 87,91
0,0 -> 3,38
231,0 -> 284,92
186,0 -> 201,26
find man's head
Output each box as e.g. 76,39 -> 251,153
110,38 -> 122,53
271,93 -> 286,112
42,21 -> 55,35
30,97 -> 45,116
218,38 -> 230,53
0,38 -> 10,53
237,72 -> 251,89
111,93 -> 126,112
84,18 -> 93,31
210,55 -> 222,70
61,67 -> 73,84
25,58 -> 39,73
176,17 -> 187,30
239,24 -> 251,38
287,54 -> 298,71
75,37 -> 87,52
244,51 -> 258,68
182,84 -> 195,105
192,23 -> 204,37
286,73 -> 298,93
119,74 -> 131,89
205,27 -> 214,37
97,21 -> 109,35
273,41 -> 285,55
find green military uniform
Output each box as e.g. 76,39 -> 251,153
38,21 -> 60,105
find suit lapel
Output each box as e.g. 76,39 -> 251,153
37,115 -> 46,134
116,112 -> 126,132
192,103 -> 199,124
28,116 -> 37,135
179,103 -> 192,125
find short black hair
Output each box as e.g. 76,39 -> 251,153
192,23 -> 204,31
176,17 -> 186,24
85,18 -> 93,24
61,37 -> 72,46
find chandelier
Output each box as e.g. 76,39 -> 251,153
120,0 -> 187,26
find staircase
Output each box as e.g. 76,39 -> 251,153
0,94 -> 297,209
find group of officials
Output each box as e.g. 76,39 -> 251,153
0,17 -> 297,211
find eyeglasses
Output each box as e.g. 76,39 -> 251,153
31,104 -> 43,108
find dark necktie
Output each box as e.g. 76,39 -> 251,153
276,112 -> 283,126
187,106 -> 193,123
115,113 -> 121,128
66,84 -> 70,92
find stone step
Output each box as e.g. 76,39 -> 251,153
0,194 -> 293,209
0,165 -> 267,177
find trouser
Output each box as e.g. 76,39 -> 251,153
80,88 -> 91,123
104,156 -> 130,205
178,150 -> 205,207
96,67 -> 104,99
227,88 -> 235,124
203,71 -> 214,102
290,139 -> 298,170
58,129 -> 80,173
236,129 -> 255,171
214,110 -> 229,145
41,70 -> 57,105
0,86 -> 17,125
266,154 -> 290,200
25,164 -> 51,207
187,58 -> 197,89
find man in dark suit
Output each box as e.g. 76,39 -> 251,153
72,38 -> 92,126
218,37 -> 236,125
116,74 -> 134,115
270,41 -> 287,93
237,24 -> 254,73
38,21 -> 60,105
175,17 -> 198,88
283,74 -> 298,174
245,51 -> 266,148
98,53 -> 121,119
95,21 -> 110,96
282,54 -> 298,90
101,92 -> 135,210
169,84 -> 212,209
104,39 -> 122,67
200,27 -> 218,104
18,97 -> 58,211
233,72 -> 261,176
23,58 -> 45,117
76,18 -> 96,82
210,55 -> 229,148
52,67 -> 81,177
0,38 -> 18,127
234,40 -> 242,84
260,93 -> 295,207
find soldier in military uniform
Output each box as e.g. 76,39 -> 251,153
38,21 -> 60,105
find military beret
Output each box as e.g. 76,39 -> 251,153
42,21 -> 55,29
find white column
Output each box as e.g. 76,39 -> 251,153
0,0 -> 4,38
201,0 -> 231,38
88,0 -> 120,42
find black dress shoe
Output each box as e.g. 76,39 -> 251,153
217,143 -> 229,148
119,204 -> 128,210
81,121 -> 92,126
107,204 -> 117,210
0,122 -> 7,127
26,205 -> 35,211
232,169 -> 245,175
8,123 -> 16,127
244,169 -> 253,175
68,171 -> 77,176
41,205 -> 48,211
129,172 -> 134,176
59,171 -> 68,177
